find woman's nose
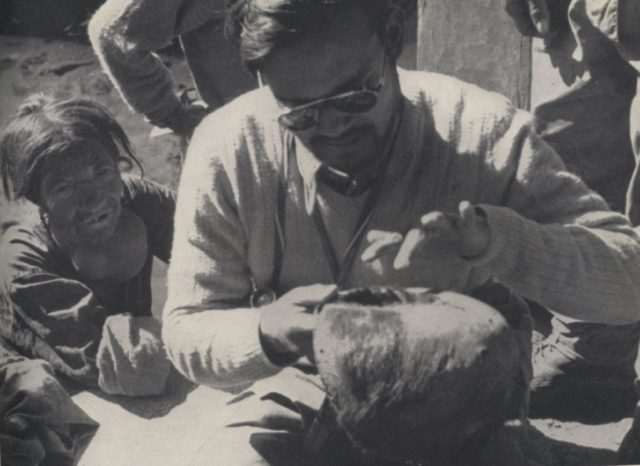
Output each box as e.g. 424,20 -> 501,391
77,182 -> 104,208
315,107 -> 354,135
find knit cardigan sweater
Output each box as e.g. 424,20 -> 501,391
163,69 -> 640,388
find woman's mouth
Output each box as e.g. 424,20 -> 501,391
81,210 -> 112,230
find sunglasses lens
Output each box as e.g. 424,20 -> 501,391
331,91 -> 377,113
280,107 -> 319,131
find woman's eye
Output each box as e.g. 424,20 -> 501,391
96,166 -> 114,179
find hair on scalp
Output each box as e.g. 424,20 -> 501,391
0,93 -> 142,203
224,0 -> 411,72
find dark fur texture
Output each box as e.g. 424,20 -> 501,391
314,287 -> 532,464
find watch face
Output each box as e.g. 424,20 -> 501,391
250,288 -> 277,308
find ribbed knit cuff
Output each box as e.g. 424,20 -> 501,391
466,204 -> 525,275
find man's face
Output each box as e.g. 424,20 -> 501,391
38,141 -> 123,248
261,9 -> 402,174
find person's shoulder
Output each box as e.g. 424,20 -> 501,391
198,87 -> 278,140
120,175 -> 175,216
0,208 -> 58,284
399,69 -> 529,142
188,87 -> 282,172
400,69 -> 519,117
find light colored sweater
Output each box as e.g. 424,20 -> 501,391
163,69 -> 640,388
88,0 -> 254,123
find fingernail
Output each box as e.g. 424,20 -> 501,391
393,257 -> 408,270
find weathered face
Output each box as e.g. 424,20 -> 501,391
261,7 -> 403,174
38,140 -> 123,247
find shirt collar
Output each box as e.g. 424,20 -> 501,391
290,110 -> 404,214
292,139 -> 323,214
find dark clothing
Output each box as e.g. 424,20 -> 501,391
0,343 -> 99,466
0,176 -> 175,387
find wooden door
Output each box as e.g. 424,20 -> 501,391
416,0 -> 532,109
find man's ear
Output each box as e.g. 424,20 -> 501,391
381,5 -> 404,61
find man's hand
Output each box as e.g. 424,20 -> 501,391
506,0 -> 551,36
361,202 -> 491,289
259,284 -> 337,366
161,102 -> 209,139
394,201 -> 490,268
506,0 -> 572,43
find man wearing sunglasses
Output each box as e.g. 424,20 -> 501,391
163,0 -> 640,463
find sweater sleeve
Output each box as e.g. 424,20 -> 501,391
162,117 -> 281,388
474,111 -> 640,324
88,0 -> 217,123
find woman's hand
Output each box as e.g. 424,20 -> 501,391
259,284 -> 337,366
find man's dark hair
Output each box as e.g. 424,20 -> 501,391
225,0 -> 411,72
0,93 -> 142,204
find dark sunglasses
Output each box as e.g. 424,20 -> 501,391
258,54 -> 386,132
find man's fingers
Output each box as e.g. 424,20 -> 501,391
420,211 -> 453,230
506,0 -> 538,35
458,201 -> 476,231
527,0 -> 550,35
366,229 -> 400,242
286,284 -> 338,307
362,231 -> 403,262
505,0 -> 550,36
393,228 -> 426,270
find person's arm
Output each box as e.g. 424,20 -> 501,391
161,120 -> 280,388
2,263 -> 105,386
87,0 -> 215,134
363,105 -> 640,325
162,111 -> 337,388
0,353 -> 99,466
505,0 -> 571,38
122,176 -> 176,262
473,113 -> 640,324
0,227 -> 169,394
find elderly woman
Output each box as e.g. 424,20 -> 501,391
0,94 -> 175,397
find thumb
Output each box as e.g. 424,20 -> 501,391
284,284 -> 339,307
